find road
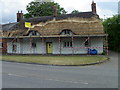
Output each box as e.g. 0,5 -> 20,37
2,51 -> 118,88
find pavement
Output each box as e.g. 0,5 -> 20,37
2,51 -> 118,88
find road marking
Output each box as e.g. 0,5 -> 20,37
8,73 -> 25,77
47,79 -> 88,85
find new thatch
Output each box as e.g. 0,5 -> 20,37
1,12 -> 106,38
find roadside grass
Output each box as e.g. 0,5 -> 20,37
1,55 -> 108,66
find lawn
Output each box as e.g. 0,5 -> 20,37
1,55 -> 108,66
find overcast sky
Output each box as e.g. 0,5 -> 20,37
0,0 -> 119,24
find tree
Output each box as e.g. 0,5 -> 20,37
100,18 -> 104,22
103,15 -> 120,52
71,10 -> 80,14
24,1 -> 67,18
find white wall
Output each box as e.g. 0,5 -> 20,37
7,39 -> 21,54
7,40 -> 12,53
7,37 -> 104,54
90,37 -> 103,54
72,37 -> 88,54
21,38 -> 45,54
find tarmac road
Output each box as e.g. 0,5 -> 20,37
2,51 -> 118,88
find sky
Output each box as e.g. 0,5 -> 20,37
0,0 -> 119,24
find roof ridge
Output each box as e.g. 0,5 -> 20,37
25,11 -> 97,23
25,11 -> 94,20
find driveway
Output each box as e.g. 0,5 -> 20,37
2,51 -> 118,88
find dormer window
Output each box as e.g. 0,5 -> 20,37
28,30 -> 40,36
32,31 -> 37,36
60,29 -> 73,35
64,30 -> 70,35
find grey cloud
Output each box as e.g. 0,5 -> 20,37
1,0 -> 30,24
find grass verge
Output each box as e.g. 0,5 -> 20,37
1,55 -> 108,66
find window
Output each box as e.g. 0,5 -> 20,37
12,43 -> 17,52
32,43 -> 36,48
85,40 -> 89,47
60,29 -> 73,35
29,30 -> 40,36
64,42 -> 73,47
64,30 -> 70,35
32,31 -> 37,36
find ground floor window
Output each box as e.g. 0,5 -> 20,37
12,43 -> 17,52
32,42 -> 36,48
85,40 -> 89,46
64,41 -> 72,47
84,38 -> 91,47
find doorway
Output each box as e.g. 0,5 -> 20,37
46,42 -> 52,54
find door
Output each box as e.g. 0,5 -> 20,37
46,42 -> 52,54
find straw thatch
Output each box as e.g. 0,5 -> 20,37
23,17 -> 104,36
1,13 -> 105,38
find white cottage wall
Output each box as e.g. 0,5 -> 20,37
73,37 -> 88,54
22,38 -> 31,54
7,39 -> 21,54
60,38 -> 73,54
22,38 -> 45,54
45,38 -> 60,54
7,37 -> 104,54
7,40 -> 12,53
90,37 -> 103,54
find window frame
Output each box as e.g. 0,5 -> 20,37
64,41 -> 73,47
64,30 -> 70,35
60,29 -> 74,35
12,42 -> 17,52
84,39 -> 90,47
32,31 -> 37,36
29,30 -> 40,36
32,42 -> 36,48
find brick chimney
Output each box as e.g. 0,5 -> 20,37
17,10 -> 23,22
91,1 -> 97,14
53,5 -> 57,17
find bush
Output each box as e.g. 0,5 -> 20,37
103,15 -> 120,52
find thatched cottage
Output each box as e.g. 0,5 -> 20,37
1,1 -> 108,55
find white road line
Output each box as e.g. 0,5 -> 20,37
47,79 -> 88,85
8,73 -> 25,77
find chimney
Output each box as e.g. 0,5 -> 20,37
17,10 -> 23,22
53,5 -> 57,17
91,1 -> 97,14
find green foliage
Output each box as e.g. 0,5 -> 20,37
24,1 -> 67,18
100,18 -> 104,22
101,52 -> 105,55
103,15 -> 120,52
71,10 -> 80,14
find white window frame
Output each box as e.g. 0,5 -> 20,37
64,41 -> 72,47
64,30 -> 70,35
32,42 -> 37,48
29,30 -> 40,36
84,39 -> 91,47
12,42 -> 17,52
61,30 -> 73,35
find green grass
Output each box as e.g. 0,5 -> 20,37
1,55 -> 108,66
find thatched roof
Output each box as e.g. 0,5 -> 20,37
29,18 -> 104,35
1,12 -> 106,38
25,12 -> 99,23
